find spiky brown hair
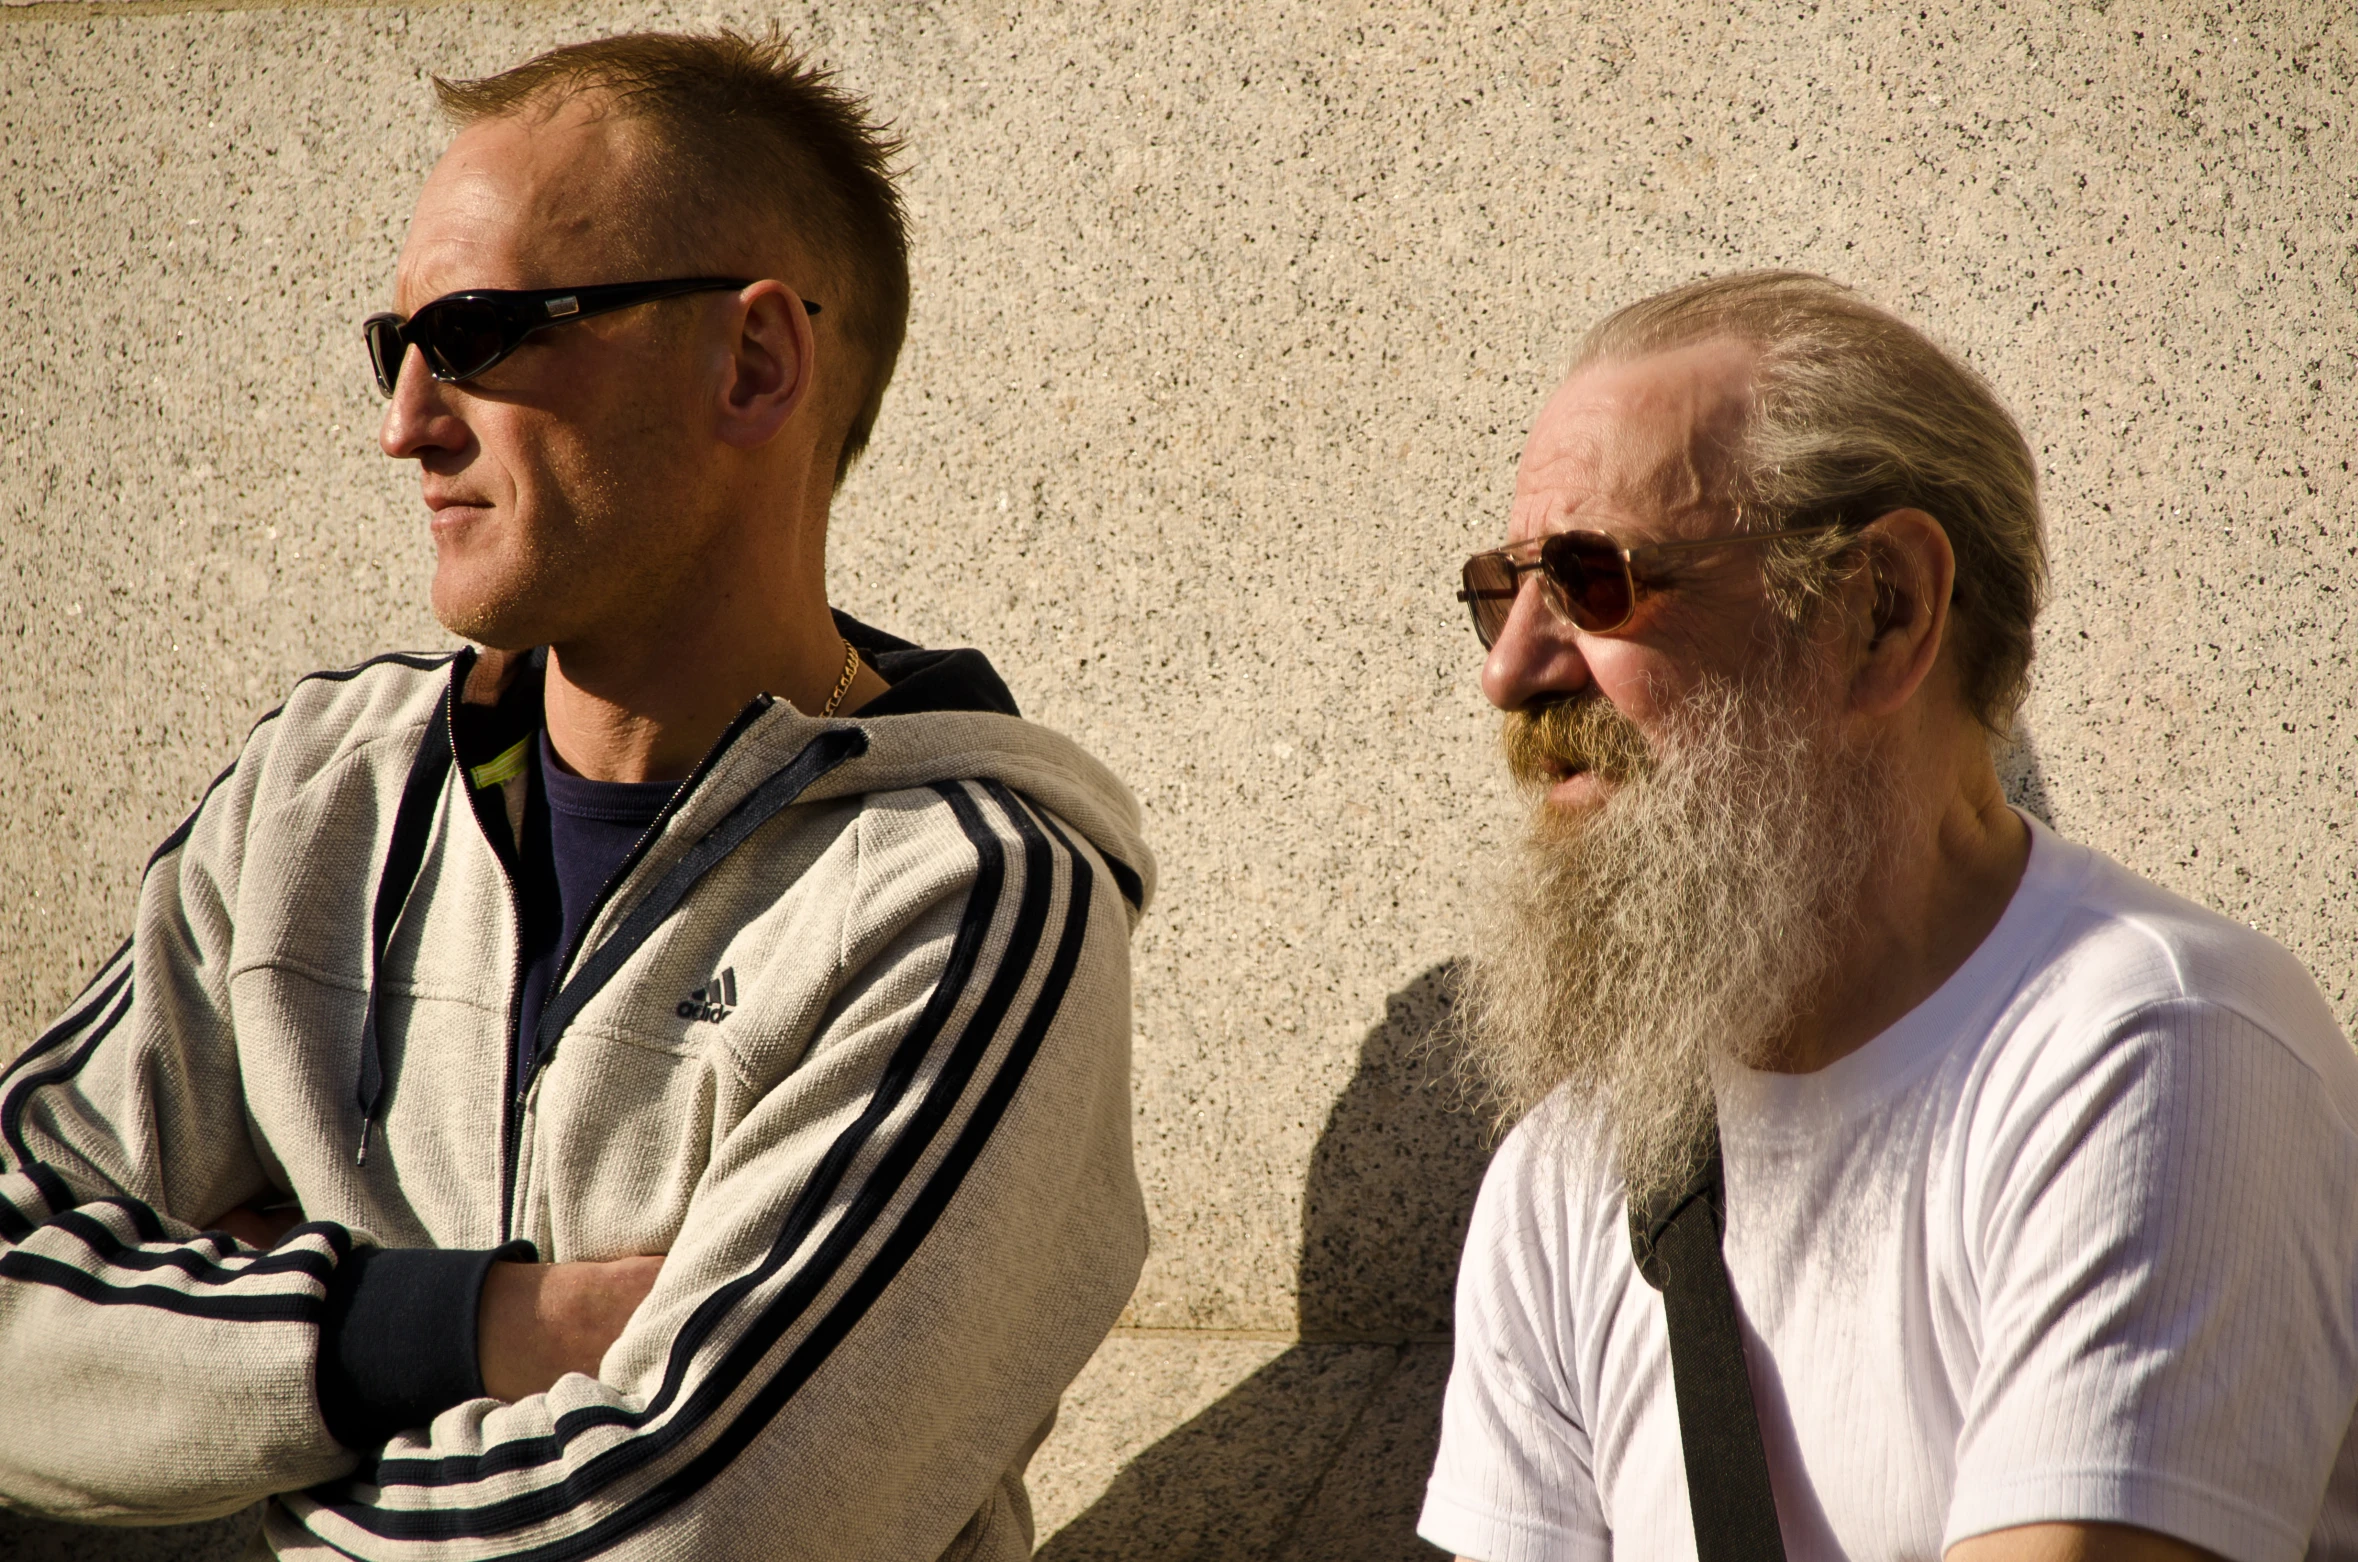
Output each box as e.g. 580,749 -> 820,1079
436,30 -> 909,486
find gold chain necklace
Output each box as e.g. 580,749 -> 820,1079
819,637 -> 860,718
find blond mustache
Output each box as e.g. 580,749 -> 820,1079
1501,698 -> 1657,794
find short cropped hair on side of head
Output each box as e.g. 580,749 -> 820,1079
435,29 -> 910,488
1574,271 -> 2047,733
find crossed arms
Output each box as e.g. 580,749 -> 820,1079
213,1199 -> 658,1407
0,686 -> 1146,1559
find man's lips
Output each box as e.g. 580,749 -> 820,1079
1528,753 -> 1618,808
1546,768 -> 1614,808
422,492 -> 493,532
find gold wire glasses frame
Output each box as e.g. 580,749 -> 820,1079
1456,522 -> 1845,647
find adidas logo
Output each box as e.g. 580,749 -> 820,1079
676,967 -> 739,1023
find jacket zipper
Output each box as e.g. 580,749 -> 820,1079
440,664 -> 535,1246
489,692 -> 779,1243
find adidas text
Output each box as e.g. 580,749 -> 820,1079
677,966 -> 739,1023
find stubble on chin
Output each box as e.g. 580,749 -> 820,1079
425,456 -> 639,653
1454,673 -> 1898,1205
431,531 -> 568,651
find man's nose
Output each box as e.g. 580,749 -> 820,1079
1480,576 -> 1596,711
378,347 -> 468,462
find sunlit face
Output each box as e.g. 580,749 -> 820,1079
379,98 -> 732,651
1481,338 -> 1812,812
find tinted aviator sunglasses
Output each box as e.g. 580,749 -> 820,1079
1457,523 -> 1843,646
363,277 -> 821,398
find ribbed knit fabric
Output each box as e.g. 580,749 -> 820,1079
0,648 -> 1156,1562
1420,817 -> 2358,1562
315,1240 -> 537,1448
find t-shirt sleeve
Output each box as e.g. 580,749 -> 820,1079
1948,997 -> 2358,1562
1420,1122 -> 1613,1562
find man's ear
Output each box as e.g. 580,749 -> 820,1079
713,280 -> 815,450
1845,508 -> 1956,718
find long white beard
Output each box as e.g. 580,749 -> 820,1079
1456,679 -> 1900,1205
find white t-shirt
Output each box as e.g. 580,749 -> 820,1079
1421,818 -> 2358,1562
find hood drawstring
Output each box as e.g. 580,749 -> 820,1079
357,712 -> 454,1165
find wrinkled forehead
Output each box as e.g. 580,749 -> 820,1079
395,96 -> 666,309
1511,338 -> 1759,543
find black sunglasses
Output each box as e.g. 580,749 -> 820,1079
363,277 -> 820,398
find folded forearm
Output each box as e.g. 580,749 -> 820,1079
0,1215 -> 357,1521
315,1241 -> 536,1447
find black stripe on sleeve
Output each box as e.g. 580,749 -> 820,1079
0,943 -> 133,1095
0,1183 -> 34,1245
0,1250 -> 324,1322
0,959 -> 134,1159
501,783 -> 1100,1562
1104,854 -> 1144,910
0,962 -> 128,1235
335,776 -> 1037,1509
7,651 -> 457,1177
2,974 -> 139,1212
46,1207 -> 340,1285
0,1199 -> 352,1307
0,656 -> 460,1317
142,650 -> 456,872
303,781 -> 1093,1553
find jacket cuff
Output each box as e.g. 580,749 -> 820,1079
315,1239 -> 538,1449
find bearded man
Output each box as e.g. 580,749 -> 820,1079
0,31 -> 1149,1561
1418,272 -> 2358,1562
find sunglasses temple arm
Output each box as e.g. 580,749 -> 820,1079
1631,523 -> 1845,560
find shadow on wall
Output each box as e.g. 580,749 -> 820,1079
0,740 -> 2043,1562
1041,962 -> 1491,1562
1998,723 -> 2052,824
0,968 -> 1490,1562
1037,727 -> 2049,1561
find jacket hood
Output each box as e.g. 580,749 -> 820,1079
457,634 -> 1154,920
832,610 -> 1021,719
782,703 -> 1154,918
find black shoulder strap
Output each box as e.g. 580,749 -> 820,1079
1628,1123 -> 1788,1562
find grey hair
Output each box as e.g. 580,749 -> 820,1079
1573,271 -> 2047,732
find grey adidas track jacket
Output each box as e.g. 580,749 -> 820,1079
0,647 -> 1154,1559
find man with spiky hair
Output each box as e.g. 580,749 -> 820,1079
0,32 -> 1151,1561
1419,273 -> 2358,1561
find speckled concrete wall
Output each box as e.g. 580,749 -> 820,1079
3,1 -> 2352,1555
